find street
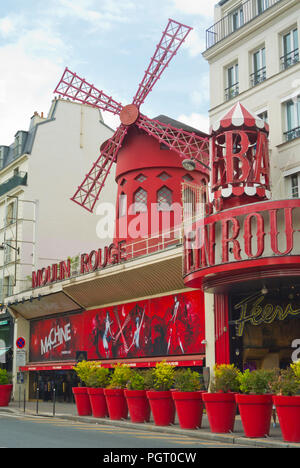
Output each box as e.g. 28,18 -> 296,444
0,413 -> 251,449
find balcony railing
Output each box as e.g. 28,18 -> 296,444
225,82 -> 239,101
284,126 -> 300,142
0,172 -> 27,198
280,48 -> 299,70
250,66 -> 266,87
206,0 -> 283,50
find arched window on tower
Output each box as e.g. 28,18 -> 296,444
119,192 -> 127,217
183,187 -> 196,221
133,187 -> 147,213
157,186 -> 173,211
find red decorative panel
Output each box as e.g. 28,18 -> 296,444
29,291 -> 205,363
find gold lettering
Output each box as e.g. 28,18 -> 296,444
234,294 -> 300,336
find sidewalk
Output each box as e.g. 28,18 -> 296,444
1,399 -> 299,448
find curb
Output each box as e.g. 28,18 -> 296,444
1,407 -> 299,448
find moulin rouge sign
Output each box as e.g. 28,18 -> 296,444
184,199 -> 300,276
32,241 -> 127,289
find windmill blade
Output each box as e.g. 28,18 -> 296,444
136,114 -> 210,171
71,124 -> 128,212
54,67 -> 123,115
132,19 -> 192,109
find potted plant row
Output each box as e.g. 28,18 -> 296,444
72,360 -> 206,429
0,369 -> 13,407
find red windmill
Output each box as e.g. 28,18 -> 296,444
54,19 -> 209,221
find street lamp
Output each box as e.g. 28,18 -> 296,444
0,242 -> 20,255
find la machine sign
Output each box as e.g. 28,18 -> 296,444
32,241 -> 127,289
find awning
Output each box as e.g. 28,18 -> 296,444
211,102 -> 269,134
62,247 -> 185,309
20,355 -> 205,372
8,290 -> 83,320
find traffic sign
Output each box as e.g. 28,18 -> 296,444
16,337 -> 26,349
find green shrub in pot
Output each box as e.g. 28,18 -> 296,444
174,368 -> 204,392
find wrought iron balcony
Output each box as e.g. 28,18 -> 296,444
250,66 -> 266,87
0,172 -> 27,198
225,82 -> 239,101
284,126 -> 300,142
206,0 -> 283,50
280,48 -> 299,70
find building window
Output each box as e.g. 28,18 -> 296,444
14,134 -> 22,158
284,99 -> 300,142
3,276 -> 13,298
135,174 -> 147,183
230,6 -> 244,33
281,28 -> 299,70
6,201 -> 16,226
250,47 -> 266,87
257,110 -> 268,123
257,0 -> 269,14
119,192 -> 127,218
290,173 -> 299,198
133,187 -> 147,213
225,63 -> 239,101
157,186 -> 172,211
158,172 -> 170,181
182,174 -> 194,182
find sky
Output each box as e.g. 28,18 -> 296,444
0,0 -> 217,146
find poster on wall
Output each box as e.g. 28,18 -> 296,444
29,291 -> 205,362
30,314 -> 83,362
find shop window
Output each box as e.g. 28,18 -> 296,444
157,186 -> 173,211
133,187 -> 147,213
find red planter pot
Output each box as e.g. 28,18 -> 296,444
235,394 -> 273,438
87,388 -> 108,418
0,384 -> 13,407
273,395 -> 300,443
72,387 -> 92,416
172,391 -> 204,429
124,390 -> 151,423
202,392 -> 236,433
104,388 -> 128,420
146,390 -> 175,426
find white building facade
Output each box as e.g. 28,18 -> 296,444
202,0 -> 300,370
0,98 -> 116,379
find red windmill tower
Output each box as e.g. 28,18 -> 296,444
54,19 -> 209,248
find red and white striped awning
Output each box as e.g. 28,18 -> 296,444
211,102 -> 269,134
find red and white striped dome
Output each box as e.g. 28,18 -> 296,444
211,102 -> 269,134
